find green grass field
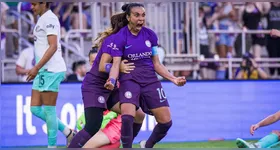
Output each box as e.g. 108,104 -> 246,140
18,140 -> 258,148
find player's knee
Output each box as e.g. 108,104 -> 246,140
121,103 -> 136,117
84,107 -> 104,136
134,109 -> 145,123
272,130 -> 280,137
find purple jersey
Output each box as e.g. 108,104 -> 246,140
109,26 -> 159,86
82,35 -> 121,90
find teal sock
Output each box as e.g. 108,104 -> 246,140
30,106 -> 66,132
256,133 -> 279,148
44,106 -> 58,147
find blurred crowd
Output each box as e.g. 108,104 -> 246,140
1,2 -> 280,82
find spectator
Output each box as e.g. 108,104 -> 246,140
15,47 -> 35,82
1,2 -> 9,59
67,60 -> 87,82
216,2 -> 238,58
235,52 -> 269,79
266,2 -> 280,77
240,2 -> 269,58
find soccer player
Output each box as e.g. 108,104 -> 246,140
27,2 -> 75,148
236,111 -> 280,148
236,29 -> 280,148
68,12 -> 145,148
104,3 -> 186,148
77,110 -> 121,148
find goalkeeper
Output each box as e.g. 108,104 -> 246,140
76,110 -> 121,148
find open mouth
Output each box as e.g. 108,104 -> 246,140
136,24 -> 143,28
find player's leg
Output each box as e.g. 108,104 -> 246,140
109,89 -> 145,140
31,72 -> 74,147
140,81 -> 172,148
68,89 -> 107,148
82,130 -> 111,148
236,130 -> 280,148
118,80 -> 141,148
83,119 -> 121,148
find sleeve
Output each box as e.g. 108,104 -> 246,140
16,50 -> 27,68
44,17 -> 60,36
106,34 -> 125,57
149,29 -> 159,47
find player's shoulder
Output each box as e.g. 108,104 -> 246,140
42,10 -> 59,22
142,27 -> 157,36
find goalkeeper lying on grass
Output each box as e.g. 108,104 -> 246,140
76,110 -> 121,148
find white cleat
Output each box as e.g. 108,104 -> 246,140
139,140 -> 147,148
236,138 -> 257,148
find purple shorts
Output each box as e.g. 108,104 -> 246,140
119,80 -> 169,112
82,88 -> 119,110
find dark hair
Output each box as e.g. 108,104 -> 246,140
88,46 -> 98,57
72,60 -> 86,72
121,3 -> 145,16
39,2 -> 52,8
94,12 -> 128,48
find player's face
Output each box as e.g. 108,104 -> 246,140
31,3 -> 45,16
89,53 -> 97,66
127,7 -> 145,33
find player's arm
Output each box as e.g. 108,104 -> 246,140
99,53 -> 134,74
152,47 -> 186,86
256,111 -> 280,127
105,57 -> 121,90
35,35 -> 58,70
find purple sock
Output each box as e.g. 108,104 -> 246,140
145,120 -> 172,148
68,129 -> 91,148
133,122 -> 142,139
121,115 -> 134,148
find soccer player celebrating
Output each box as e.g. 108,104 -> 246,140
27,2 -> 75,148
68,12 -> 145,148
104,3 -> 186,148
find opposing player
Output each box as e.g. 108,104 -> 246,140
236,111 -> 280,148
27,2 -> 75,148
77,110 -> 121,148
104,3 -> 186,148
68,12 -> 145,148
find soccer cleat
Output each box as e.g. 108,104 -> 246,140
139,140 -> 147,148
236,138 -> 257,148
66,129 -> 77,147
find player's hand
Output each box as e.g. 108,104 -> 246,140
120,60 -> 135,74
26,66 -> 39,82
172,76 -> 186,87
270,29 -> 280,38
250,124 -> 260,135
104,78 -> 115,91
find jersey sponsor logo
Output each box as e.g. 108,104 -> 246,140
127,51 -> 152,61
107,43 -> 119,50
125,91 -> 132,99
46,24 -> 55,29
98,96 -> 105,103
145,40 -> 151,47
